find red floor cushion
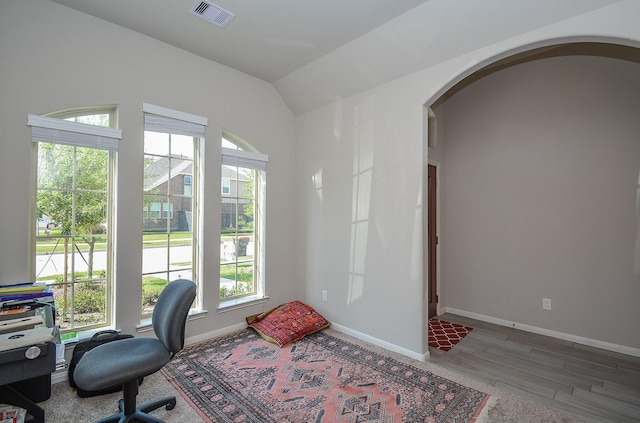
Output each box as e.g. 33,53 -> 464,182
246,301 -> 331,347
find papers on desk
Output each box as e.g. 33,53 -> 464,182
0,316 -> 43,334
0,404 -> 26,423
0,327 -> 54,352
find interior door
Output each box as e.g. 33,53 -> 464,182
428,164 -> 438,319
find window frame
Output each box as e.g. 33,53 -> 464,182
219,133 -> 268,310
141,103 -> 206,319
28,108 -> 120,334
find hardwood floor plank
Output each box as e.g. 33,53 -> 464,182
594,381 -> 640,406
475,348 -> 594,392
450,351 -> 564,398
563,360 -> 640,390
571,387 -> 640,419
430,313 -> 640,423
554,390 -> 640,423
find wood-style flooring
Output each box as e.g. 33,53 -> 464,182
428,313 -> 640,422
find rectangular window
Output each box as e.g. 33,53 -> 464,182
28,111 -> 120,333
142,103 -> 206,318
184,175 -> 192,196
220,135 -> 267,305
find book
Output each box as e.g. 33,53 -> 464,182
0,292 -> 54,303
0,282 -> 46,298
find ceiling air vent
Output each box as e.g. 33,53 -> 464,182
190,1 -> 235,28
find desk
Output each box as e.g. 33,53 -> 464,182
0,341 -> 56,423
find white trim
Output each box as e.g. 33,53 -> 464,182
330,322 -> 429,362
28,114 -> 122,139
142,103 -> 208,126
136,310 -> 208,333
184,322 -> 247,346
426,159 -> 441,317
217,295 -> 269,313
445,307 -> 640,358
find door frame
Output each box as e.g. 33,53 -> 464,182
427,160 -> 440,319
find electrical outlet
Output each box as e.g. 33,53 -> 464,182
543,298 -> 551,310
322,290 -> 328,302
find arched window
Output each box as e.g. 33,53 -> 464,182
220,131 -> 268,307
28,107 -> 120,333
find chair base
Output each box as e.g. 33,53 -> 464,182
94,379 -> 176,423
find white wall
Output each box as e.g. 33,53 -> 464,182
434,55 -> 640,349
295,1 -> 640,357
295,83 -> 427,356
0,1 -> 296,338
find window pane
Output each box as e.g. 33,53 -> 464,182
37,144 -> 74,190
68,114 -> 110,127
142,234 -> 168,274
142,128 -> 197,317
75,148 -> 108,191
143,195 -> 170,228
169,233 -> 192,277
35,121 -> 113,333
144,131 -> 169,156
142,272 -> 169,315
171,134 -> 194,159
74,192 -> 107,234
220,136 -> 261,302
144,155 -> 168,196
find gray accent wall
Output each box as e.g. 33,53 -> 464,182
434,55 -> 640,349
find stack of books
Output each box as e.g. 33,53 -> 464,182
0,283 -> 54,327
0,282 -> 51,304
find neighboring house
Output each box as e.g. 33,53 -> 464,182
143,157 -> 252,231
143,157 -> 193,231
221,165 -> 252,230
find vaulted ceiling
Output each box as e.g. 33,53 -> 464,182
50,0 -> 428,83
49,0 -> 627,114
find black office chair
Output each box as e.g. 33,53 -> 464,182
74,279 -> 196,423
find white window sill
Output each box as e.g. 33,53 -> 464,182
136,309 -> 208,333
218,295 -> 269,313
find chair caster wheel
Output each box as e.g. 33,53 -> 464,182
166,403 -> 176,410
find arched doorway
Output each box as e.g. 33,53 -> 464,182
423,41 -> 640,352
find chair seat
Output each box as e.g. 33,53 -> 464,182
74,337 -> 171,392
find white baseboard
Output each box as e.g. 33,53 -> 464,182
187,320 -> 432,362
184,322 -> 248,346
52,368 -> 68,384
445,307 -> 640,358
330,322 -> 430,362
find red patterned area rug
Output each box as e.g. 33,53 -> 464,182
162,328 -> 490,422
429,319 -> 473,352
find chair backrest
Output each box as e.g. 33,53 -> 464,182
152,279 -> 196,354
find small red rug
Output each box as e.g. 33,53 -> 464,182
429,319 -> 473,352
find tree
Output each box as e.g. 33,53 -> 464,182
237,169 -> 255,231
37,142 -> 108,317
